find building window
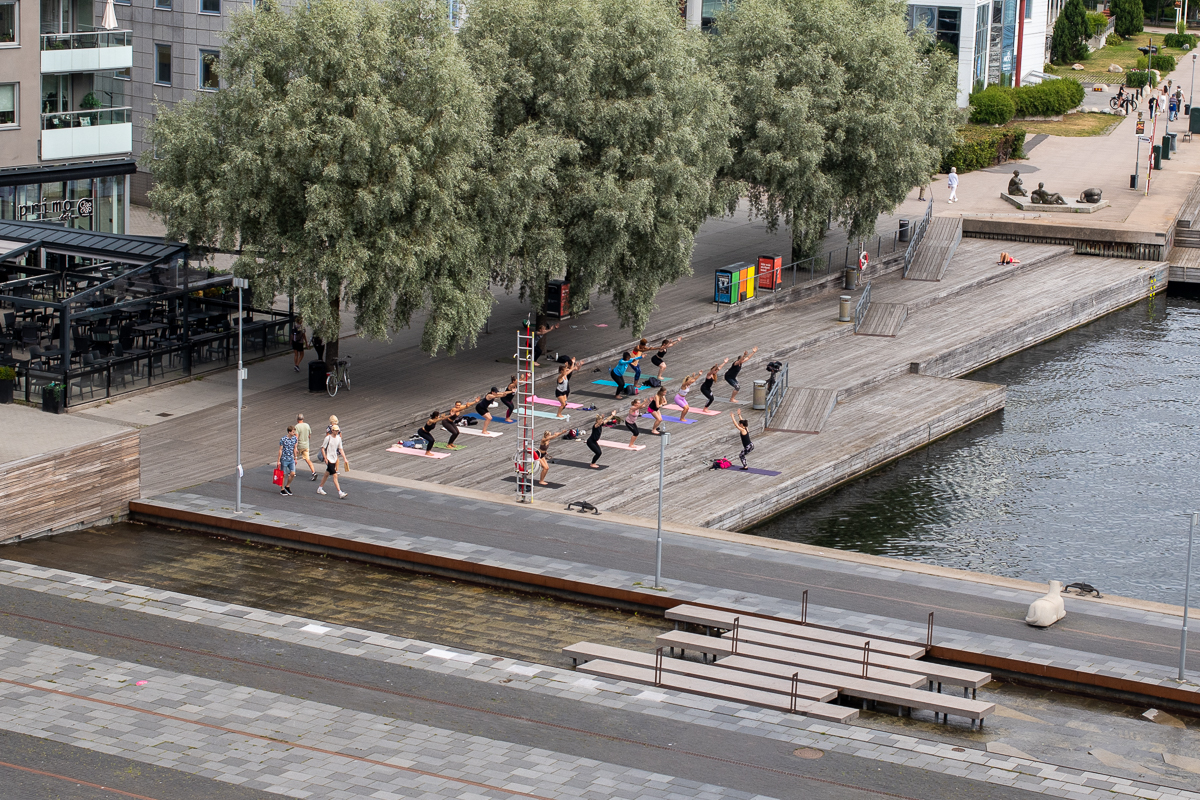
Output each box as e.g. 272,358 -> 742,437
155,44 -> 172,85
0,83 -> 15,125
114,67 -> 131,81
936,7 -> 960,56
155,0 -> 171,9
201,0 -> 219,13
0,1 -> 16,45
200,50 -> 219,90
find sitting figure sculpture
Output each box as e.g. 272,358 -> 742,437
1030,182 -> 1067,205
1025,580 -> 1067,627
1079,187 -> 1103,204
1007,170 -> 1027,197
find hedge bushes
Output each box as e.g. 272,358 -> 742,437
1137,53 -> 1177,73
969,88 -> 1016,124
1106,33 -> 1122,47
1085,11 -> 1108,36
1126,70 -> 1152,89
1163,32 -> 1197,48
968,80 -> 1083,123
940,126 -> 1027,174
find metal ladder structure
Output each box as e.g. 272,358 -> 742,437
514,324 -> 536,502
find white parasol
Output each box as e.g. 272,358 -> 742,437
100,0 -> 118,30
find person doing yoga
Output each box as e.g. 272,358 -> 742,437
725,347 -> 758,403
473,388 -> 506,435
647,387 -> 668,434
585,410 -> 621,468
674,371 -> 703,422
418,410 -> 452,452
629,340 -> 649,386
536,428 -> 570,485
441,399 -> 473,449
624,398 -> 648,447
650,338 -> 682,380
500,376 -> 518,420
700,358 -> 728,409
610,352 -> 636,398
533,321 -> 558,362
731,410 -> 753,469
554,358 -> 582,418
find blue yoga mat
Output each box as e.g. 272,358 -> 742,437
593,379 -> 671,388
463,413 -> 515,424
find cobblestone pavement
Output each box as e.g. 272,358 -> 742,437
2,559 -> 1199,800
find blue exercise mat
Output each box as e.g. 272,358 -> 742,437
463,413 -> 515,424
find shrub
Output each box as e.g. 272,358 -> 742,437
1051,0 -> 1091,63
969,88 -> 1016,124
1163,32 -> 1197,48
1007,79 -> 1085,117
1086,11 -> 1108,37
1106,33 -> 1122,47
0,366 -> 15,381
1126,69 -> 1151,89
1111,0 -> 1144,36
940,126 -> 1027,174
1146,53 -> 1177,73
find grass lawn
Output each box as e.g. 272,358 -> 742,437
1044,33 -> 1192,76
1005,112 -> 1123,137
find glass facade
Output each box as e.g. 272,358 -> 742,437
1000,0 -> 1016,86
0,175 -> 128,233
908,5 -> 961,56
974,3 -> 989,92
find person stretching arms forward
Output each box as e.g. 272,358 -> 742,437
700,358 -> 728,409
624,398 -> 647,447
649,338 -> 682,380
674,371 -> 703,422
585,410 -> 621,468
536,428 -> 571,486
725,347 -> 758,403
647,387 -> 668,435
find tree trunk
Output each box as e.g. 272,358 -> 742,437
326,283 -> 341,368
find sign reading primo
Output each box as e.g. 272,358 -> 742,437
17,197 -> 94,223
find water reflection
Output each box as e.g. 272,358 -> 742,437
752,294 -> 1200,604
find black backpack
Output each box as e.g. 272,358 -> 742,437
643,377 -> 662,388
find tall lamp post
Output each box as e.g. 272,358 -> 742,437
1191,54 -> 1197,116
233,277 -> 249,513
654,430 -> 670,589
1181,512 -> 1197,681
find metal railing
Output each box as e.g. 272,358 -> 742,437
42,107 -> 132,130
41,29 -> 132,50
853,281 -> 872,332
775,226 -> 906,290
761,361 -> 789,433
902,198 -> 934,278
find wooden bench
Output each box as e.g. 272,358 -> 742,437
665,604 -> 925,658
719,628 -> 991,692
575,659 -> 860,723
718,654 -> 994,727
656,631 -> 926,688
563,641 -> 836,702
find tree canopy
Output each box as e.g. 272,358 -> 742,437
712,0 -> 959,259
145,0 -> 488,355
460,0 -> 736,334
1113,0 -> 1145,37
1051,0 -> 1091,64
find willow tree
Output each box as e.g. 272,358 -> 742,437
460,0 -> 736,333
145,0 -> 488,357
714,0 -> 959,259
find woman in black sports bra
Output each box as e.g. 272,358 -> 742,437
500,376 -> 518,420
554,358 -> 581,419
418,410 -> 448,452
442,400 -> 471,449
647,387 -> 667,435
700,358 -> 728,409
586,410 -> 620,467
724,346 -> 758,403
474,388 -> 503,435
649,337 -> 681,380
536,427 -> 570,485
731,409 -> 753,469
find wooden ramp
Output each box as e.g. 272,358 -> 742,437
856,303 -> 908,337
766,387 -> 838,434
905,216 -> 962,281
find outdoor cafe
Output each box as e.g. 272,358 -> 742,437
0,219 -> 293,409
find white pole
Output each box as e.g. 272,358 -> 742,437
233,277 -> 248,513
655,430 -> 670,589
1181,512 -> 1196,681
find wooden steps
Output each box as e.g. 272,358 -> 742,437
765,387 -> 838,434
655,630 -> 926,687
906,217 -> 962,281
563,641 -> 836,702
664,604 -> 925,658
575,659 -> 860,722
856,303 -> 908,337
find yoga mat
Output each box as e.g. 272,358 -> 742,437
433,442 -> 465,451
531,409 -> 569,420
598,440 -> 645,451
663,404 -> 720,415
387,445 -> 450,459
641,413 -> 693,424
740,467 -> 782,476
592,379 -> 670,388
531,395 -> 584,409
462,413 -> 514,427
451,427 -> 503,438
503,475 -> 566,489
548,459 -> 608,471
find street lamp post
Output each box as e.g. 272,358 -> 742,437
654,430 -> 670,589
1181,512 -> 1197,681
1191,54 -> 1197,115
233,277 -> 249,513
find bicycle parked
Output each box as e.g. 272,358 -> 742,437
326,356 -> 352,397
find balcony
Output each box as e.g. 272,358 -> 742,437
41,30 -> 133,74
41,108 -> 133,160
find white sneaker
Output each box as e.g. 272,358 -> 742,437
338,491 -> 348,499
317,487 -> 327,495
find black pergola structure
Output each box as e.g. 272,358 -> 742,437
0,219 -> 292,409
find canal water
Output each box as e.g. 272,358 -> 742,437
752,292 -> 1200,605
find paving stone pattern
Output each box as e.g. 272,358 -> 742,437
2,559 -> 1198,800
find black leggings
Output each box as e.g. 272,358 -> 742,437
625,420 -> 640,437
701,380 -> 715,408
417,429 -> 435,451
441,419 -> 459,446
502,394 -> 515,418
587,439 -> 603,464
610,369 -> 625,396
739,442 -> 754,468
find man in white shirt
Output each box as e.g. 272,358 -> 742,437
317,425 -> 350,499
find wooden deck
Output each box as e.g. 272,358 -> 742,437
766,387 -> 838,434
905,216 -> 962,282
855,302 -> 908,337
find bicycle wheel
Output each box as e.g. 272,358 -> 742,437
327,372 -> 338,397
1110,97 -> 1120,110
344,367 -> 350,391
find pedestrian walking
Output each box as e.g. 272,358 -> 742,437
610,351 -> 636,398
700,358 -> 729,409
295,413 -> 316,479
585,410 -> 621,468
311,332 -> 326,363
649,337 -> 681,380
554,358 -> 581,418
647,386 -> 667,434
536,428 -> 570,485
624,398 -> 647,447
533,321 -> 558,362
317,425 -> 349,498
674,370 -> 703,422
947,167 -> 958,204
277,425 -> 298,494
731,410 -> 753,470
291,323 -> 308,372
725,347 -> 757,404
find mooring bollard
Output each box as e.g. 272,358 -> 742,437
838,295 -> 852,322
843,267 -> 857,290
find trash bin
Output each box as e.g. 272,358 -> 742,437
308,360 -> 327,392
757,254 -> 783,291
1162,134 -> 1172,160
1191,106 -> 1200,133
1154,144 -> 1163,170
1169,131 -> 1178,153
843,267 -> 857,290
838,295 -> 852,322
898,219 -> 910,243
714,262 -> 756,306
544,279 -> 570,318
752,379 -> 768,410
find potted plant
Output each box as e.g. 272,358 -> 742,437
80,92 -> 101,126
41,382 -> 64,414
0,366 -> 14,404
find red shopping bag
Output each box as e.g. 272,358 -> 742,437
272,467 -> 285,486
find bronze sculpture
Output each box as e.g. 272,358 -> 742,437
1030,182 -> 1067,205
1008,170 -> 1027,197
1079,188 -> 1103,204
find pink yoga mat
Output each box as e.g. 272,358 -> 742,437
531,395 -> 584,409
598,440 -> 646,451
387,445 -> 450,459
663,404 -> 720,415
